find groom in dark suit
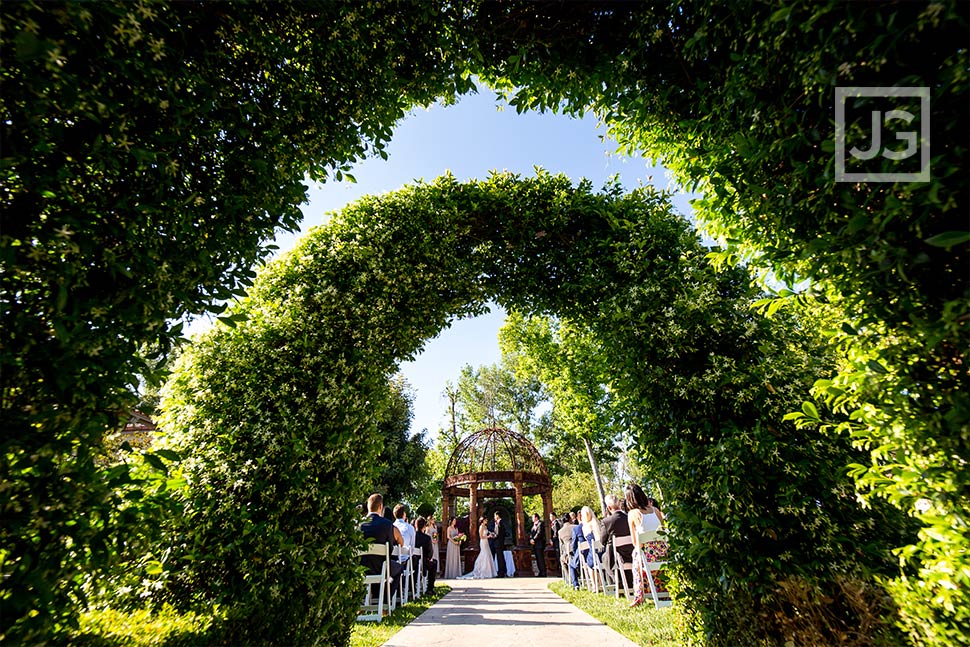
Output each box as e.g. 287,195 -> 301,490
529,512 -> 547,576
493,511 -> 508,578
486,516 -> 497,560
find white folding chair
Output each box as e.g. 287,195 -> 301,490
559,536 -> 571,584
412,546 -> 425,598
636,530 -> 672,608
392,545 -> 414,605
590,539 -> 614,595
578,540 -> 596,591
357,543 -> 394,621
611,535 -> 634,599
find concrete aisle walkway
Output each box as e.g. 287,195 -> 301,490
383,577 -> 640,647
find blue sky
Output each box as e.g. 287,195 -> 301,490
268,86 -> 698,441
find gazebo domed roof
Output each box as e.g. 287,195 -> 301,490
444,427 -> 548,485
440,428 -> 554,558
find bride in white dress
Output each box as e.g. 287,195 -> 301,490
461,516 -> 497,579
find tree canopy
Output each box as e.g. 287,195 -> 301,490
500,313 -> 625,515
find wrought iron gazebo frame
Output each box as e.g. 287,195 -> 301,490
441,428 -> 554,559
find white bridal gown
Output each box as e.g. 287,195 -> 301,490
461,524 -> 497,579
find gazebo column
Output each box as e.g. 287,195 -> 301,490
513,474 -> 526,546
468,480 -> 479,542
441,490 -> 451,525
512,474 -> 530,576
541,488 -> 557,577
542,491 -> 553,543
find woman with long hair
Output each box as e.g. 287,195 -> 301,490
443,517 -> 463,579
461,516 -> 497,579
573,506 -> 604,585
625,483 -> 668,607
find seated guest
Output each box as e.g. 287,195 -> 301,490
571,506 -> 605,588
603,494 -> 634,588
414,517 -> 436,591
557,512 -> 575,574
579,505 -> 604,564
360,493 -> 404,601
393,504 -> 416,564
626,483 -> 669,607
567,513 -> 585,589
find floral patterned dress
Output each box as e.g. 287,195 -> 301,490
632,507 -> 668,599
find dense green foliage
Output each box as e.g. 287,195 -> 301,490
1,2 -> 466,641
371,376 -> 429,505
500,313 -> 626,512
3,2 -> 965,645
467,3 -> 967,643
74,604 -> 218,647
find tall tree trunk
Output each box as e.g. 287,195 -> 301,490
443,382 -> 460,449
583,435 -> 608,517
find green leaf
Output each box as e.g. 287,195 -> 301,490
923,231 -> 970,248
867,359 -> 888,374
142,453 -> 168,474
154,449 -> 181,461
770,6 -> 792,22
145,561 -> 164,576
801,401 -> 820,419
166,477 -> 187,490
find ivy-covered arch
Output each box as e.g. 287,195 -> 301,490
162,173 -> 903,645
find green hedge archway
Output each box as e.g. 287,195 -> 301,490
162,173 -> 905,645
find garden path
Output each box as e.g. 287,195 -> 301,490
383,577 -> 640,646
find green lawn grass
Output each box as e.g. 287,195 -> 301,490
548,580 -> 681,647
350,584 -> 452,647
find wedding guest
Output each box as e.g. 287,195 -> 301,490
580,505 -> 604,560
414,517 -> 436,590
425,514 -> 441,575
626,483 -> 668,607
550,511 -> 562,536
393,504 -> 416,564
567,512 -> 585,589
558,512 -> 575,576
550,511 -> 563,565
603,494 -> 634,588
443,517 -> 463,579
646,497 -> 666,525
529,512 -> 547,576
359,493 -> 404,600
